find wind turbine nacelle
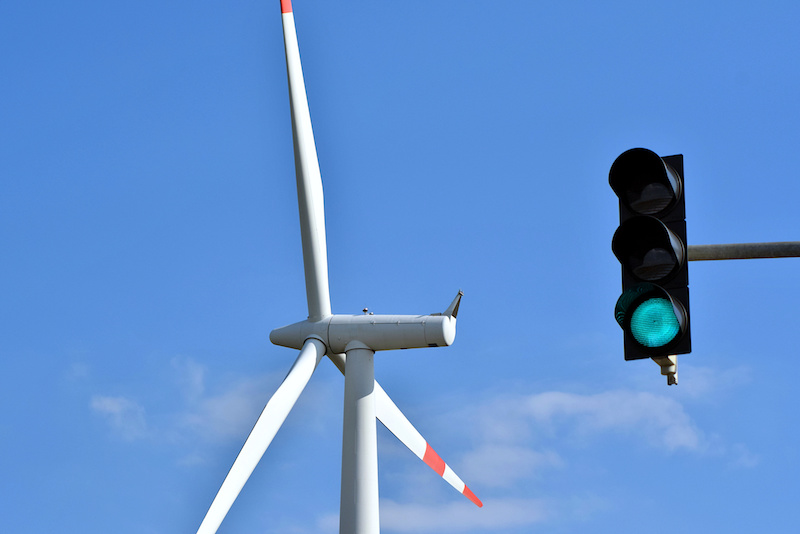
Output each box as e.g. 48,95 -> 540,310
329,314 -> 456,353
270,314 -> 457,354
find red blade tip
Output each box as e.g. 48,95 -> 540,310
281,0 -> 292,13
463,486 -> 483,508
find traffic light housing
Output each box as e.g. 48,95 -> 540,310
610,148 -> 690,360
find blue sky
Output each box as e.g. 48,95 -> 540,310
3,1 -> 800,532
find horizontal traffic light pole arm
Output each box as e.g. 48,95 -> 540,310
688,242 -> 800,261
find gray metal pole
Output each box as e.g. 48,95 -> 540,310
688,242 -> 800,261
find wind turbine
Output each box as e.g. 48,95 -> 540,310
196,2 -> 482,532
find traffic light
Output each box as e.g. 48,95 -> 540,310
610,148 -> 690,360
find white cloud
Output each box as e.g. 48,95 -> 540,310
88,353 -> 741,533
171,356 -> 343,446
318,495 -> 607,534
172,356 -> 206,401
550,390 -> 702,450
180,375 -> 278,442
727,443 -> 760,469
477,390 -> 705,453
90,395 -> 148,440
673,364 -> 753,399
88,358 -> 284,447
460,445 -> 563,488
359,386 -> 714,532
379,498 -> 549,533
66,362 -> 90,381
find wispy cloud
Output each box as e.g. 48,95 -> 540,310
673,364 -> 753,399
172,356 -> 206,401
522,390 -> 704,451
89,357 -> 282,447
727,443 -> 760,468
315,385 -> 717,532
165,356 -> 286,444
90,395 -> 148,440
65,361 -> 91,381
473,389 -> 705,456
179,374 -> 278,442
88,355 -> 750,533
170,356 -> 341,446
317,498 -> 553,534
380,498 -> 550,532
460,445 -> 563,488
85,354 -> 757,534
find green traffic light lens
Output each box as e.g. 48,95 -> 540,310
630,297 -> 680,348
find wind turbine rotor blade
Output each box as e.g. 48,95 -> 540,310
373,382 -> 482,507
281,0 -> 331,321
327,353 -> 483,507
197,338 -> 326,534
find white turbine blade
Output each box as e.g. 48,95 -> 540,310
327,353 -> 483,507
282,0 -> 331,321
197,338 -> 326,534
373,382 -> 483,507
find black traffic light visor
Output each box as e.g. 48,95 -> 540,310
612,216 -> 686,284
609,148 -> 682,217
